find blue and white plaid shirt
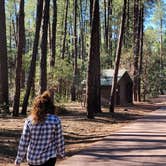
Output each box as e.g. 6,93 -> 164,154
15,114 -> 65,165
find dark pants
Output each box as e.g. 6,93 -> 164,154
29,158 -> 56,166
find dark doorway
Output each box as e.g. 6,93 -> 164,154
116,85 -> 120,105
126,83 -> 132,103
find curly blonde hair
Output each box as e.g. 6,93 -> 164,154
31,90 -> 55,124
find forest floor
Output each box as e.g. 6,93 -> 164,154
0,96 -> 165,166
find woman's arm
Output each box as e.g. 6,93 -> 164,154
15,119 -> 30,165
56,119 -> 65,158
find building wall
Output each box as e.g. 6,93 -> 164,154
101,72 -> 133,106
118,72 -> 133,105
101,86 -> 111,105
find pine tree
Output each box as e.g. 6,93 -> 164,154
13,0 -> 25,116
86,0 -> 101,119
21,0 -> 44,114
109,0 -> 127,113
40,0 -> 50,93
0,0 -> 9,113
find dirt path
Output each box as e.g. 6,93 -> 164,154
57,102 -> 166,165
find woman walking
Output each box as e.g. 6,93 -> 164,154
15,90 -> 65,166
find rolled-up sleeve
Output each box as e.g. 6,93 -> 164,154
15,119 -> 30,164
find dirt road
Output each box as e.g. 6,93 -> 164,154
57,105 -> 166,166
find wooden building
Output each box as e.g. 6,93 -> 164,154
101,69 -> 133,106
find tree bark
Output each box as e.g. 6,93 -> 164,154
48,19 -> 52,56
108,0 -> 113,67
21,6 -> 26,89
14,0 -> 18,47
157,0 -> 163,71
125,0 -> 130,48
86,0 -> 101,119
80,0 -> 85,61
50,0 -> 57,67
109,0 -> 127,113
12,19 -> 18,48
40,0 -> 50,94
13,0 -> 25,116
0,0 -> 9,112
133,0 -> 139,101
21,0 -> 44,114
90,0 -> 93,25
104,0 -> 108,49
138,1 -> 144,102
61,0 -> 69,59
9,13 -> 12,52
71,0 -> 78,101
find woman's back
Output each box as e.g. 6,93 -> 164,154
26,114 -> 63,165
15,90 -> 65,166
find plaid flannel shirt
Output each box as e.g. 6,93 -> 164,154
15,114 -> 65,165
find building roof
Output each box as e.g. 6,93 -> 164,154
101,69 -> 127,86
81,69 -> 130,86
101,69 -> 127,77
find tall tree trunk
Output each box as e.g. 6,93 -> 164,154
21,7 -> 26,89
68,22 -> 73,61
136,0 -> 141,100
21,0 -> 44,115
0,0 -> 9,112
50,0 -> 57,67
61,0 -> 69,59
138,1 -> 144,102
21,69 -> 25,88
104,0 -> 108,50
12,19 -> 18,52
48,20 -> 52,56
90,0 -> 94,25
133,0 -> 139,101
9,13 -> 12,87
158,0 -> 164,95
157,0 -> 163,71
125,0 -> 130,48
109,0 -> 127,113
14,0 -> 18,47
9,13 -> 12,52
40,0 -> 50,94
71,0 -> 78,101
160,39 -> 164,94
13,0 -> 25,116
160,19 -> 163,67
86,0 -> 101,119
113,7 -> 119,62
80,0 -> 85,61
108,0 -> 113,67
